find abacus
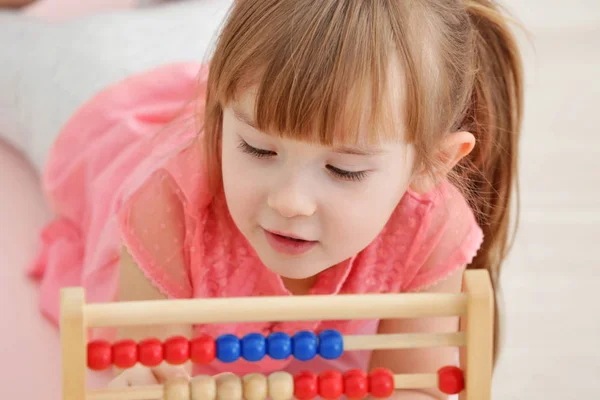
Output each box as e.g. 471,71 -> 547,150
60,270 -> 494,400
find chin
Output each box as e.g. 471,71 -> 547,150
259,254 -> 324,280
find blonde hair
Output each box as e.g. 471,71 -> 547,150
203,0 -> 523,360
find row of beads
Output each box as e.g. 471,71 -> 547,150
88,330 -> 343,370
162,368 -> 396,400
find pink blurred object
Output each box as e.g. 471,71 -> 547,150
0,142 -> 111,398
23,0 -> 138,20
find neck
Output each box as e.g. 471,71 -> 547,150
281,275 -> 318,295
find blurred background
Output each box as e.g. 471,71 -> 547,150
0,0 -> 598,398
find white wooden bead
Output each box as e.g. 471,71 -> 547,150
216,373 -> 243,400
268,371 -> 294,400
242,373 -> 268,400
164,377 -> 191,400
191,375 -> 216,400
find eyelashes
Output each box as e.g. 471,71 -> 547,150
237,139 -> 369,182
237,139 -> 276,158
325,165 -> 369,182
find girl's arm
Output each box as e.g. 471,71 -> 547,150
111,246 -> 194,384
368,267 -> 466,400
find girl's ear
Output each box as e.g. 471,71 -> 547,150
437,130 -> 476,172
409,131 -> 475,194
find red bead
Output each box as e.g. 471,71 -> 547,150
138,338 -> 163,367
368,368 -> 394,398
112,340 -> 138,369
294,371 -> 318,400
438,366 -> 464,395
87,340 -> 112,371
319,370 -> 344,400
343,369 -> 368,399
190,334 -> 216,364
164,336 -> 190,365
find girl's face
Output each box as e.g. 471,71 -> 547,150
220,89 -> 416,280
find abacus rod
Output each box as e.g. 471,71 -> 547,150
394,373 -> 438,389
85,293 -> 467,327
86,374 -> 439,400
344,332 -> 466,350
88,385 -> 163,400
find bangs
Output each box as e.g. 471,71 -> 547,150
210,0 -> 411,146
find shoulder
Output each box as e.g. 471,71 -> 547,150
404,178 -> 479,236
44,62 -> 208,189
401,179 -> 484,291
52,62 -> 206,138
352,179 -> 483,293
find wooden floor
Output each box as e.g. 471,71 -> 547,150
491,8 -> 600,398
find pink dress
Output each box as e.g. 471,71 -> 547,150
30,63 -> 483,375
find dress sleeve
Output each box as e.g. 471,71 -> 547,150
116,107 -> 211,299
118,167 -> 193,298
402,181 -> 484,292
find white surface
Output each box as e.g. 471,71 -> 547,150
502,0 -> 600,30
491,3 -> 600,397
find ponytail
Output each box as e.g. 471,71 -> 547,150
455,0 -> 524,359
459,0 -> 523,282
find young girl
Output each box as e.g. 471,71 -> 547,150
29,0 -> 523,398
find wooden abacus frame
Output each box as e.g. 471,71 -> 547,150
60,269 -> 494,400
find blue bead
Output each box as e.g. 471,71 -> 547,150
318,329 -> 344,360
241,333 -> 266,362
292,331 -> 318,361
216,334 -> 240,363
267,332 -> 292,360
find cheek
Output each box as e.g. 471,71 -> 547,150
221,147 -> 266,223
225,160 -> 267,196
323,175 -> 409,247
326,191 -> 389,234
222,132 -> 254,191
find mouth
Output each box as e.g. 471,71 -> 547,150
263,229 -> 318,256
268,230 -> 313,241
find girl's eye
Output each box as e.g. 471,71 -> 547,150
238,138 -> 367,182
326,165 -> 369,182
238,139 -> 276,158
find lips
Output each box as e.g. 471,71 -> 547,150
264,229 -> 317,256
268,230 -> 312,241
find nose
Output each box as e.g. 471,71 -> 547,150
267,175 -> 317,218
